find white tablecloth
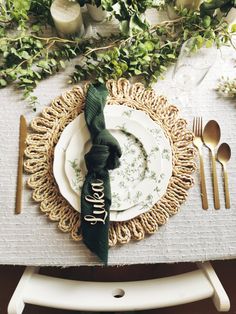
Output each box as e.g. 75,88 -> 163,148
0,25 -> 236,266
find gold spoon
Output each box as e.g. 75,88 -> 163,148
217,143 -> 231,209
203,120 -> 221,209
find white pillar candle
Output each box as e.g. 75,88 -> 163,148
50,0 -> 84,36
86,4 -> 107,22
225,8 -> 236,30
176,0 -> 201,10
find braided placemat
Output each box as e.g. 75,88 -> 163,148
24,78 -> 196,247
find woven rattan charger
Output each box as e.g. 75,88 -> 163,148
24,78 -> 196,247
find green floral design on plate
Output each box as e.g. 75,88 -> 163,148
109,128 -> 147,205
121,109 -> 133,119
162,149 -> 170,161
149,128 -> 162,140
69,159 -> 83,192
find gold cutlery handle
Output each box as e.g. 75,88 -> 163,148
223,167 -> 230,209
211,151 -> 220,209
199,153 -> 208,210
15,115 -> 27,215
15,153 -> 23,214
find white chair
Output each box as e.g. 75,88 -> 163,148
8,261 -> 230,314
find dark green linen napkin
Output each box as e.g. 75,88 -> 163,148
80,83 -> 122,263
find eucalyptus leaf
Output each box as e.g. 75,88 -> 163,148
231,23 -> 236,32
200,0 -> 236,16
0,79 -> 7,87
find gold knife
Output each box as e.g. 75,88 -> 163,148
15,115 -> 27,214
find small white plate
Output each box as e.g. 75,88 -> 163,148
53,105 -> 172,221
65,115 -> 162,212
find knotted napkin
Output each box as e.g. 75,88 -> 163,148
80,83 -> 122,263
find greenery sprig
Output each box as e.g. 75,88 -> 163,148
0,0 -> 87,108
0,0 -> 235,109
217,76 -> 236,97
72,9 -> 232,85
200,0 -> 236,17
76,0 -> 160,35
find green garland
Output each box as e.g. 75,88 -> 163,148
72,11 -> 232,85
0,0 -> 234,109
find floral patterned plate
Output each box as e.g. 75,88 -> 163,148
104,105 -> 172,221
65,115 -> 162,211
53,105 -> 172,221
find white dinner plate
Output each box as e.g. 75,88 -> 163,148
53,105 -> 172,221
65,115 -> 162,211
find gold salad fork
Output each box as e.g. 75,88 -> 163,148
193,117 -> 209,210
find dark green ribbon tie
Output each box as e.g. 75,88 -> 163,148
80,83 -> 122,264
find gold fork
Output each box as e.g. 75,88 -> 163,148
193,117 -> 209,210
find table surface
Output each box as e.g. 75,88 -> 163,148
0,13 -> 236,266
